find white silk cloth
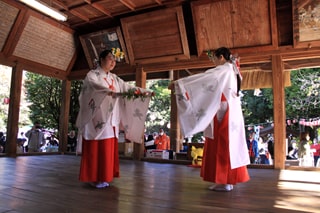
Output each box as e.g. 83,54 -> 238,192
76,66 -> 151,153
174,62 -> 250,169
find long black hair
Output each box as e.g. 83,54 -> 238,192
214,47 -> 241,96
214,47 -> 231,61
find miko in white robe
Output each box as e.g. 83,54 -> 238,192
174,56 -> 250,188
76,64 -> 152,184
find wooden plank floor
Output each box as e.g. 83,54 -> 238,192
0,155 -> 319,213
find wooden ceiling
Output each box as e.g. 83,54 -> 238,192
40,0 -> 186,34
1,0 -> 320,85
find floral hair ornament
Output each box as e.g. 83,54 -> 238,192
111,47 -> 125,62
206,49 -> 214,62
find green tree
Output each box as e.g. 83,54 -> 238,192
0,65 -> 11,131
285,68 -> 320,119
285,68 -> 320,137
19,71 -> 32,128
25,73 -> 62,131
24,73 -> 81,134
241,88 -> 274,125
69,80 -> 82,130
145,79 -> 171,134
241,68 -> 320,137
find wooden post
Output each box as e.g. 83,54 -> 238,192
58,80 -> 71,153
170,71 -> 182,153
6,64 -> 23,157
271,54 -> 286,169
133,66 -> 147,160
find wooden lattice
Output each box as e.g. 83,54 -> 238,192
13,16 -> 76,71
0,1 -> 19,51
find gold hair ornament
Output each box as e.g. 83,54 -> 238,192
111,47 -> 125,62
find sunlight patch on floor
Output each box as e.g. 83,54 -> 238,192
274,170 -> 320,213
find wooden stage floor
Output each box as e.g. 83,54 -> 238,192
0,155 -> 319,213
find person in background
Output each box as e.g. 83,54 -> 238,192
266,134 -> 274,161
298,132 -> 313,167
16,140 -> 24,153
47,134 -> 59,146
67,130 -> 77,152
0,132 -> 6,153
17,132 -> 27,153
145,134 -> 156,150
25,122 -> 46,152
247,131 -> 259,164
310,138 -> 320,167
287,140 -> 298,160
258,137 -> 269,164
152,132 -> 158,140
76,49 -> 153,189
154,128 -> 170,150
169,47 -> 250,192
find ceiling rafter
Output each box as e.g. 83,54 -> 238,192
120,0 -> 136,11
91,2 -> 113,18
51,0 -> 92,22
154,0 -> 163,5
70,9 -> 90,21
51,0 -> 68,10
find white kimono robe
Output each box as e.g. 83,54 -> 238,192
174,62 -> 250,169
76,66 -> 152,153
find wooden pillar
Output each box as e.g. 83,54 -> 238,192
170,71 -> 182,153
58,80 -> 71,153
271,55 -> 286,169
6,64 -> 23,157
133,66 -> 147,160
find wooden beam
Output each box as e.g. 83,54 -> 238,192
119,0 -> 136,11
286,58 -> 320,70
69,9 -> 90,22
52,0 -> 69,11
0,54 -> 16,67
7,55 -> 67,80
92,2 -> 113,17
2,4 -> 28,57
6,63 -> 23,157
69,54 -> 320,81
269,0 -> 279,48
154,0 -> 163,5
271,54 -> 286,169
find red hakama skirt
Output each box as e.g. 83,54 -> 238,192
79,137 -> 119,183
200,95 -> 249,184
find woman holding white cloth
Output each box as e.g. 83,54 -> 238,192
170,47 -> 250,191
76,49 -> 153,188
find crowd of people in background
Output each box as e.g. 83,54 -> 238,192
0,121 -> 79,154
287,132 -> 320,167
1,122 -> 319,168
246,131 -> 274,165
143,127 -> 320,168
246,130 -> 320,167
